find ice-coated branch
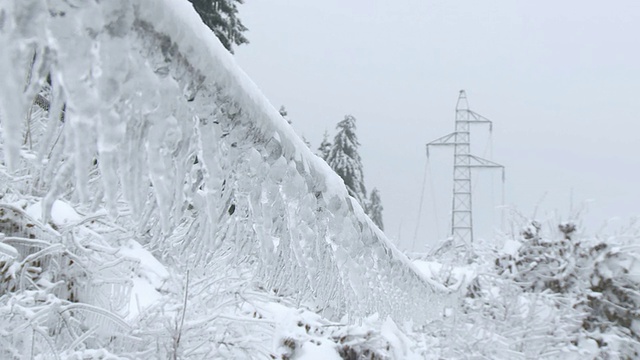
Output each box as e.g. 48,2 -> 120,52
0,0 -> 447,326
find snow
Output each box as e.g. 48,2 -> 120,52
13,0 -> 640,358
26,200 -> 82,228
412,259 -> 476,292
117,240 -> 168,319
117,239 -> 169,289
127,276 -> 161,320
3,0 -> 445,355
577,338 -> 600,358
381,317 -> 421,360
253,300 -> 428,359
502,238 -> 521,256
296,341 -> 341,360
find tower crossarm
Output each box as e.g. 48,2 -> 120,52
463,155 -> 505,180
456,110 -> 493,131
426,132 -> 456,157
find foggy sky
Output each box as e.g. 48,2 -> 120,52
235,0 -> 640,251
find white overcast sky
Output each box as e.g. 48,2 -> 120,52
235,0 -> 640,251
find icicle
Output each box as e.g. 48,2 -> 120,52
0,0 -> 448,331
36,79 -> 65,165
146,108 -> 182,234
118,117 -> 146,219
70,117 -> 95,204
40,130 -> 66,193
97,148 -> 120,219
0,53 -> 24,173
42,160 -> 74,224
0,0 -> 48,171
97,108 -> 125,219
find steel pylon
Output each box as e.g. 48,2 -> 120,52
426,90 -> 504,252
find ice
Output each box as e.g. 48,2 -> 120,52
0,0 -> 448,345
412,259 -> 476,292
0,242 -> 19,260
0,0 -> 47,172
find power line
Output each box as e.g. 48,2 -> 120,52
425,90 -> 505,256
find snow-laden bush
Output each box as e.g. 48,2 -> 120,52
0,204 -> 139,358
457,218 -> 640,358
585,241 -> 640,357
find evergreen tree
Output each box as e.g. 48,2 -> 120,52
188,0 -> 249,53
326,115 -> 367,205
317,131 -> 332,160
367,188 -> 384,230
279,105 -> 292,124
301,135 -> 311,148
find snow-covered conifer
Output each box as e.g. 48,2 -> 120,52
188,0 -> 248,53
367,188 -> 384,230
317,131 -> 332,160
279,105 -> 292,124
326,115 -> 367,205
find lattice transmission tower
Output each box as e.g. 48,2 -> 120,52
426,90 -> 504,250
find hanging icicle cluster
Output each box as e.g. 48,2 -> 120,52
0,0 -> 446,332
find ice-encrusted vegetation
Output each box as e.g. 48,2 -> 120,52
2,1 -> 640,359
0,0 -> 446,358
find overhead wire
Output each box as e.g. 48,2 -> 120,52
429,159 -> 441,241
412,157 -> 430,251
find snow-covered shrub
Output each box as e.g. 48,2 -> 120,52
0,204 -> 139,358
493,220 -> 583,293
459,218 -> 640,358
583,242 -> 640,357
269,310 -> 428,360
